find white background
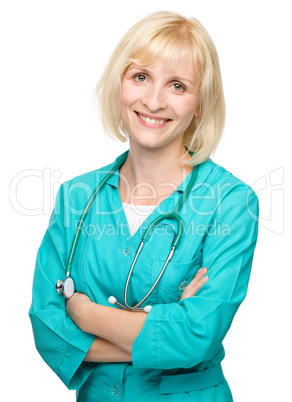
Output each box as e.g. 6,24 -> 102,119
1,0 -> 291,401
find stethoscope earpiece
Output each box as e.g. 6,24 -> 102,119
55,149 -> 198,314
108,295 -> 152,313
108,296 -> 117,305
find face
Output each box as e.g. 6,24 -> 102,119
120,49 -> 201,152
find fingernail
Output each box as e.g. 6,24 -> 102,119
197,268 -> 203,273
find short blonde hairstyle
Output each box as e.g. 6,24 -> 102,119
94,10 -> 225,166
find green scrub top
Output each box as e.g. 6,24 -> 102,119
29,150 -> 259,401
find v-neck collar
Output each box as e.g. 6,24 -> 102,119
105,149 -> 214,194
104,150 -> 215,242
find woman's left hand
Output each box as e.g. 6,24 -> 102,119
66,292 -> 93,331
180,267 -> 208,301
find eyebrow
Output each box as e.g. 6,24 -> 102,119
127,65 -> 196,86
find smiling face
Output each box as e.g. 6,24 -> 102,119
120,49 -> 201,152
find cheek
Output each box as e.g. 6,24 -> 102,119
120,87 -> 131,123
120,84 -> 129,109
176,105 -> 196,126
178,98 -> 199,123
120,80 -> 138,106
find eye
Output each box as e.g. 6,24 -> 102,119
134,74 -> 147,83
172,82 -> 185,91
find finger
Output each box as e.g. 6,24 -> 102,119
188,276 -> 208,294
182,274 -> 209,299
185,267 -> 208,289
180,268 -> 209,300
195,267 -> 208,278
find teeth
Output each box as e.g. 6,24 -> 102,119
138,113 -> 167,125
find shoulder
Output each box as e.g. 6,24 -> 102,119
199,158 -> 259,215
67,160 -> 114,189
202,158 -> 257,194
55,160 -> 115,211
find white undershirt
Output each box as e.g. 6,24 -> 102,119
122,202 -> 156,236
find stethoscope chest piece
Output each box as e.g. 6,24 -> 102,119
56,275 -> 75,299
55,149 -> 198,312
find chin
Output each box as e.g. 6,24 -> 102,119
133,141 -> 163,150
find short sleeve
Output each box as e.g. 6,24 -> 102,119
28,183 -> 96,389
132,185 -> 259,369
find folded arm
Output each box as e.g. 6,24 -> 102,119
73,187 -> 259,371
66,267 -> 208,355
84,337 -> 132,362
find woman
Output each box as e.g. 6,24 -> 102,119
29,11 -> 259,401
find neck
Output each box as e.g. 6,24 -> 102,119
119,140 -> 193,206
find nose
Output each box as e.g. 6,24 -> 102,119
142,84 -> 167,112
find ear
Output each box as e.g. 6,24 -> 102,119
194,107 -> 201,118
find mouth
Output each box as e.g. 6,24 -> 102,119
135,111 -> 172,126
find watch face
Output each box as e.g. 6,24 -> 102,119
64,277 -> 75,298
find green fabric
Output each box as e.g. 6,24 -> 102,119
159,364 -> 225,393
29,149 -> 259,401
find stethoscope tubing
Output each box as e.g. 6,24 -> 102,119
57,149 -> 198,312
65,151 -> 129,276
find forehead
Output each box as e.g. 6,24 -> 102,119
137,40 -> 193,64
127,39 -> 200,79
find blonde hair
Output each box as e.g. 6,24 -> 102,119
94,10 -> 225,166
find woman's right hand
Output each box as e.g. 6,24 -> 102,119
180,267 -> 208,301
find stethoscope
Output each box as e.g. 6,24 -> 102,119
56,149 -> 198,313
